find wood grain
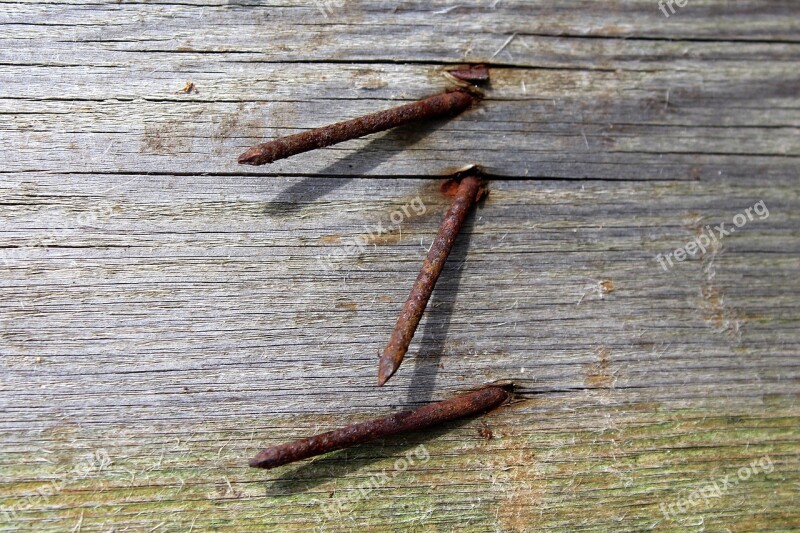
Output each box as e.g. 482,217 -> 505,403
1,1 -> 798,531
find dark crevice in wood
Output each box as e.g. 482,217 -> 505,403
510,31 -> 800,46
27,170 -> 691,182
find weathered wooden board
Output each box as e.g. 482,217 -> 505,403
1,1 -> 799,532
1,1 -> 798,177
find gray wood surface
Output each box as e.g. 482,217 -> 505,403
1,1 -> 798,531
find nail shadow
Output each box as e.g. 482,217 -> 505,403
404,210 -> 477,404
262,416 -> 474,496
261,119 -> 449,217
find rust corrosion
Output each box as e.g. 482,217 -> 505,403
238,89 -> 478,165
378,169 -> 487,386
249,385 -> 511,469
447,64 -> 490,84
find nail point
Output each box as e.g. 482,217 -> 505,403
237,148 -> 266,165
377,358 -> 398,386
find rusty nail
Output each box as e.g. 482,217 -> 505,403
378,168 -> 488,386
248,385 -> 511,469
447,64 -> 490,84
238,89 -> 478,166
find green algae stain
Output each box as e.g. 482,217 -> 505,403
1,397 -> 798,531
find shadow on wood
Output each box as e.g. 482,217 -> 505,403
405,212 -> 476,404
262,119 -> 452,216
261,418 -> 472,496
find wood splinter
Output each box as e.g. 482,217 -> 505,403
249,385 -> 511,469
